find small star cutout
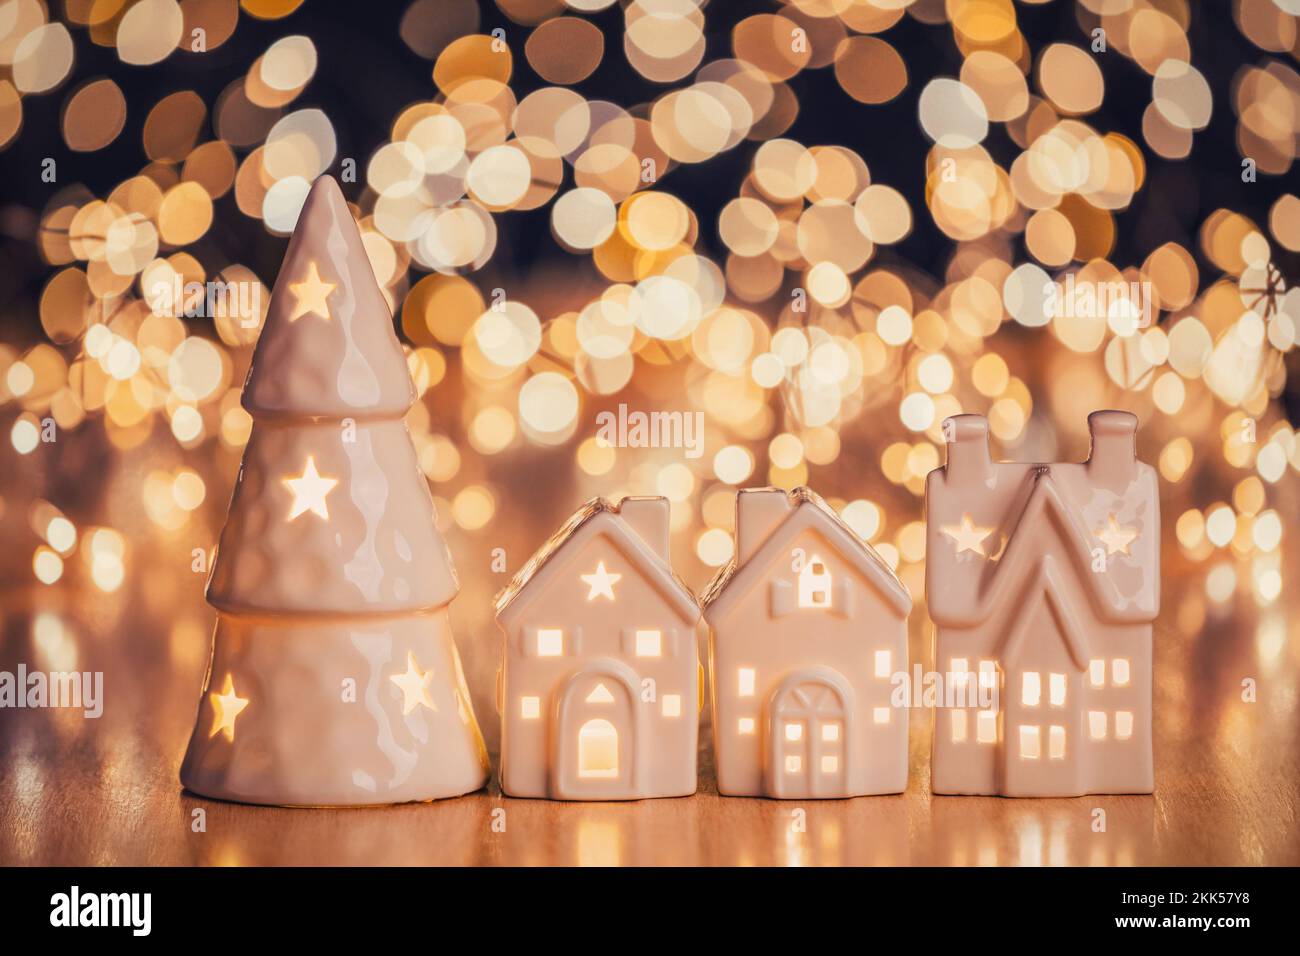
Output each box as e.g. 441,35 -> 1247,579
1095,514 -> 1138,556
283,456 -> 338,521
288,262 -> 335,322
580,560 -> 622,601
941,513 -> 994,556
390,651 -> 437,715
208,673 -> 249,742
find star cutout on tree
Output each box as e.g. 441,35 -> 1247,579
941,513 -> 994,556
1095,513 -> 1138,555
390,651 -> 437,715
282,456 -> 338,521
288,261 -> 336,322
208,673 -> 249,741
581,560 -> 622,600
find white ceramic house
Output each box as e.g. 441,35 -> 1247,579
702,488 -> 912,799
927,411 -> 1159,797
494,496 -> 701,800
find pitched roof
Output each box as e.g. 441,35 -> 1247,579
701,487 -> 911,624
998,557 -> 1092,669
493,497 -> 700,628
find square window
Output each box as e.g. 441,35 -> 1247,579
978,660 -> 997,690
951,709 -> 968,743
976,710 -> 997,744
662,694 -> 681,717
1112,659 -> 1131,687
1049,725 -> 1066,760
784,722 -> 803,741
821,755 -> 838,774
1115,710 -> 1133,739
738,717 -> 755,735
1049,673 -> 1066,707
1089,659 -> 1105,687
536,628 -> 563,657
785,755 -> 802,774
951,657 -> 970,686
1022,671 -> 1041,707
738,667 -> 755,697
874,649 -> 891,678
873,706 -> 890,725
1019,725 -> 1041,760
635,629 -> 662,657
821,723 -> 840,742
520,696 -> 540,719
1089,710 -> 1107,740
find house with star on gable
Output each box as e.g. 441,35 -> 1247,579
494,496 -> 701,800
926,411 -> 1159,798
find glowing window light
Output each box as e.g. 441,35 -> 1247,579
820,756 -> 838,774
1089,659 -> 1105,687
635,629 -> 662,657
585,682 -> 614,704
389,651 -> 437,715
208,673 -> 249,742
873,706 -> 890,725
520,696 -> 540,719
580,560 -> 621,600
785,755 -> 802,774
282,456 -> 338,521
1089,710 -> 1107,740
577,718 -> 618,778
1115,711 -> 1134,740
1019,725 -> 1041,760
536,628 -> 563,657
662,694 -> 681,717
951,657 -> 970,687
976,710 -> 997,743
1111,658 -> 1131,686
821,723 -> 840,742
951,709 -> 968,743
1021,671 -> 1041,707
874,649 -> 891,678
1049,673 -> 1066,706
1049,725 -> 1066,760
737,667 -> 755,697
978,660 -> 997,691
797,555 -> 832,608
785,722 -> 803,741
287,261 -> 335,321
738,717 -> 755,735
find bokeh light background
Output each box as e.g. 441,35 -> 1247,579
1,0 -> 1298,754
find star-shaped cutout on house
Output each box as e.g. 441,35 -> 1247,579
390,651 -> 437,715
580,560 -> 621,601
1095,514 -> 1138,555
288,262 -> 335,322
283,456 -> 338,521
941,513 -> 994,556
208,673 -> 249,741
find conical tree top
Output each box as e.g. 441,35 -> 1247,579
242,175 -> 415,420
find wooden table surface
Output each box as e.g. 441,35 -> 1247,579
2,559 -> 1296,867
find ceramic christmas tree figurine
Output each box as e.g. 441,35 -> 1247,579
926,411 -> 1158,797
702,488 -> 911,799
180,175 -> 490,806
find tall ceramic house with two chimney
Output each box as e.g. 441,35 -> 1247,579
494,497 -> 701,800
926,411 -> 1159,797
703,488 -> 912,799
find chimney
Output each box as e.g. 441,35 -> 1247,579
1086,410 -> 1138,482
617,496 -> 671,562
943,414 -> 994,485
736,488 -> 794,564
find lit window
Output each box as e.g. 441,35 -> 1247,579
821,723 -> 840,742
635,629 -> 662,657
820,755 -> 838,774
585,683 -> 615,704
978,660 -> 997,691
785,755 -> 802,774
1115,710 -> 1133,739
874,649 -> 891,678
873,706 -> 890,725
1089,659 -> 1105,687
537,628 -> 563,657
951,657 -> 970,687
520,696 -> 540,719
662,694 -> 681,717
738,717 -> 755,734
738,667 -> 755,697
1022,671 -> 1041,707
1019,725 -> 1041,759
1049,673 -> 1066,707
1049,725 -> 1065,760
785,722 -> 803,741
1112,659 -> 1130,686
1089,710 -> 1107,740
951,709 -> 968,743
976,710 -> 997,743
797,556 -> 832,608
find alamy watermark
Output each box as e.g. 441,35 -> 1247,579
594,403 -> 705,459
0,664 -> 103,718
147,274 -> 261,327
1043,275 -> 1155,331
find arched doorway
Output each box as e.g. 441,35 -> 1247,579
553,662 -> 639,799
765,671 -> 851,798
578,717 -> 619,779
